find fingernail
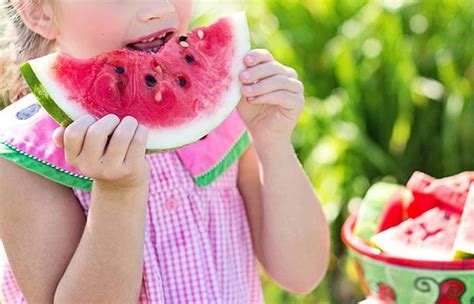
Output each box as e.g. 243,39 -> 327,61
124,116 -> 138,124
246,56 -> 254,64
241,72 -> 250,80
248,97 -> 256,102
245,86 -> 253,94
107,114 -> 119,121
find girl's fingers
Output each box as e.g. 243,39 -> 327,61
81,114 -> 121,159
63,115 -> 97,163
241,75 -> 304,98
240,61 -> 298,84
244,49 -> 274,67
247,90 -> 305,110
124,125 -> 149,165
102,116 -> 139,164
52,127 -> 65,148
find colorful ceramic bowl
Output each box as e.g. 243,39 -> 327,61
342,214 -> 474,303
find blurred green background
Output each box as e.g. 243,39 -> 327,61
196,0 -> 473,302
1,0 -> 474,303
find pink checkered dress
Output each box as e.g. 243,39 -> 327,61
2,152 -> 264,303
0,97 -> 265,303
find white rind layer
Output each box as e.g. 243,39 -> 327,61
29,53 -> 91,122
148,11 -> 250,149
27,12 -> 250,150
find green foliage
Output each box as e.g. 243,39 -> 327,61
0,1 -> 472,302
241,0 -> 473,302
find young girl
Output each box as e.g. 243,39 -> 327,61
0,0 -> 330,303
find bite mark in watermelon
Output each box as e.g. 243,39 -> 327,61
370,207 -> 460,261
452,184 -> 474,259
20,12 -> 250,151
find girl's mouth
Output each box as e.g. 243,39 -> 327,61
126,31 -> 175,53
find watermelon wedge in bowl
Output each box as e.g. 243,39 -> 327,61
452,185 -> 474,259
20,12 -> 250,151
342,172 -> 474,303
343,215 -> 474,303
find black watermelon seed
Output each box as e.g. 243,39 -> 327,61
177,77 -> 187,87
185,55 -> 195,64
200,135 -> 208,141
115,66 -> 125,74
145,75 -> 157,87
179,36 -> 188,42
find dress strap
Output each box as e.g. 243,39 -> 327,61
0,95 -> 249,191
0,95 -> 93,190
175,110 -> 250,187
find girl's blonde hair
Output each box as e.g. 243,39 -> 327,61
0,0 -> 57,105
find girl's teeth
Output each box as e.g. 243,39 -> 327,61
141,37 -> 156,43
141,33 -> 168,44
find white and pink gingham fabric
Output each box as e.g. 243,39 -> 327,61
2,151 -> 265,303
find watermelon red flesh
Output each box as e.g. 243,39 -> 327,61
406,171 -> 440,217
53,23 -> 234,128
377,189 -> 409,232
370,207 -> 460,261
426,172 -> 474,212
452,184 -> 474,259
21,12 -> 250,150
406,171 -> 473,216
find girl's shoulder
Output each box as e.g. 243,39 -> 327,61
0,95 -> 249,191
0,94 -> 94,190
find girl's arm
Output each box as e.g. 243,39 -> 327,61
0,113 -> 151,303
0,158 -> 86,303
54,114 -> 151,304
237,50 -> 330,294
54,182 -> 148,304
238,142 -> 330,295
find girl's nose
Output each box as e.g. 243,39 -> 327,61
137,0 -> 176,22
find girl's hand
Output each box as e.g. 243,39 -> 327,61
237,49 -> 305,146
52,114 -> 151,192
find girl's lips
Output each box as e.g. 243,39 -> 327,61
128,28 -> 176,45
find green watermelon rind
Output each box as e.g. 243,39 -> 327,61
20,61 -> 73,128
19,12 -> 251,151
0,140 -> 93,191
453,249 -> 474,260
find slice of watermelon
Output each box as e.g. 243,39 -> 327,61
452,184 -> 474,259
20,12 -> 250,151
406,171 -> 439,217
370,207 -> 460,261
407,171 -> 474,216
426,172 -> 474,213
